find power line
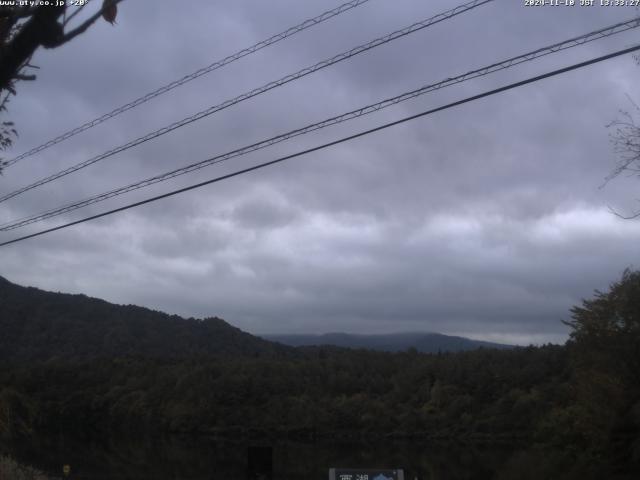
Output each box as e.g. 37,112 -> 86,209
3,0 -> 375,168
2,15 -> 638,232
0,0 -> 493,204
1,43 -> 638,248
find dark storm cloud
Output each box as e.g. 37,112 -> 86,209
1,0 -> 640,344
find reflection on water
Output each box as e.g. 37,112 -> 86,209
0,433 -> 625,480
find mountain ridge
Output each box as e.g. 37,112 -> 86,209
0,275 -> 512,361
264,331 -> 513,353
0,275 -> 290,361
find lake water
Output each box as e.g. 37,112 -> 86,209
0,433 -> 610,479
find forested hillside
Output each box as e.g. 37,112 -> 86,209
0,275 -> 512,360
1,272 -> 639,475
0,276 -> 290,360
1,346 -> 568,439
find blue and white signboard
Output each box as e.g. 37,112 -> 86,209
329,468 -> 404,480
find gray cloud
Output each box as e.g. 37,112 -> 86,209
1,0 -> 640,345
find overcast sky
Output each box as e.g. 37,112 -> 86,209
1,0 -> 639,344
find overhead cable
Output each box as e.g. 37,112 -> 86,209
0,0 -> 493,203
1,43 -> 639,247
2,15 -> 638,232
3,0 -> 375,168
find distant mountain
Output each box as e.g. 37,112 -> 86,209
264,332 -> 513,353
0,275 -> 290,361
0,274 -> 512,363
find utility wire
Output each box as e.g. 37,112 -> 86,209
3,0 -> 375,168
1,43 -> 638,248
2,15 -> 639,232
0,0 -> 493,204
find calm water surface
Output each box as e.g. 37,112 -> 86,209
0,433 -> 608,479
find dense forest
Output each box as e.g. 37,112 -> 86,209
0,271 -> 639,475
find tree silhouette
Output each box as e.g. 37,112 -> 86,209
606,99 -> 640,218
0,0 -> 123,172
565,269 -> 640,458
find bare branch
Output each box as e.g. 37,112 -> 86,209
50,0 -> 124,47
608,204 -> 640,220
13,73 -> 36,81
63,3 -> 89,27
0,91 -> 11,112
624,93 -> 640,112
0,1 -> 125,175
604,101 -> 640,186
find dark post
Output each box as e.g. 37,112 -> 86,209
247,445 -> 273,480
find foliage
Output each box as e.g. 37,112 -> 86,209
563,269 -> 640,463
0,346 -> 569,441
0,387 -> 35,440
0,455 -> 57,480
0,272 -> 639,474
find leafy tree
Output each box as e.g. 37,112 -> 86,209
566,269 -> 640,387
565,269 -> 640,461
0,387 -> 34,439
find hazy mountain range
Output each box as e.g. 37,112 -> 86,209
0,275 -> 511,361
264,332 -> 512,353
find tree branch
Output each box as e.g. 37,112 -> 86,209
608,204 -> 640,220
13,73 -> 35,81
62,3 -> 88,27
0,7 -> 39,20
0,5 -> 65,91
604,101 -> 640,187
49,0 -> 124,47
